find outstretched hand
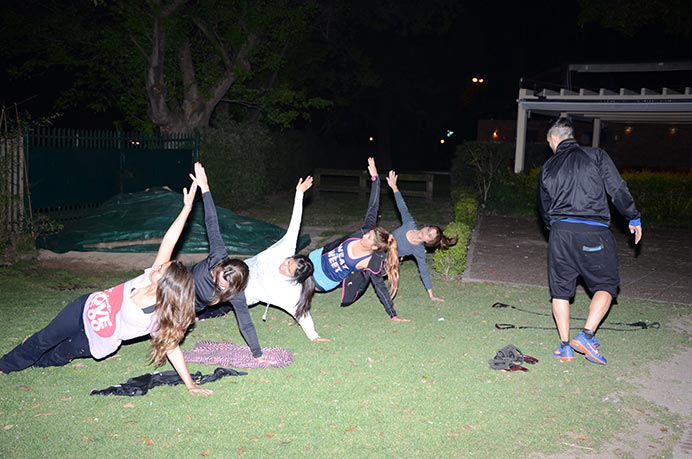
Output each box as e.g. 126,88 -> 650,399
296,176 -> 313,193
630,224 -> 642,244
182,174 -> 199,207
255,355 -> 277,366
191,162 -> 209,193
386,170 -> 398,191
367,157 -> 378,178
312,336 -> 332,343
187,386 -> 213,396
390,316 -> 411,322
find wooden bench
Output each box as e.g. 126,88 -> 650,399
313,168 -> 434,201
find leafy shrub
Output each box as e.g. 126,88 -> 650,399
199,116 -> 273,210
484,168 -> 540,217
453,190 -> 479,227
432,221 -> 471,280
622,171 -> 692,228
450,141 -> 514,204
31,214 -> 64,235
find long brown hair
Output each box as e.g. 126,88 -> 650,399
209,258 -> 249,306
150,261 -> 196,366
371,227 -> 399,298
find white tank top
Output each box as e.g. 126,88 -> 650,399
83,269 -> 156,359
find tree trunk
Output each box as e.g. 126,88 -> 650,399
145,12 -> 257,134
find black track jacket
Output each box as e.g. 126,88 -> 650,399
538,139 -> 640,230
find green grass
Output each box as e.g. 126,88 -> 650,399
1,258 -> 690,458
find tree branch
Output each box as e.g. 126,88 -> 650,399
145,14 -> 171,125
191,17 -> 232,71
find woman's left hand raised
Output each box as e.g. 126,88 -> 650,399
296,176 -> 313,193
183,174 -> 199,207
367,157 -> 378,178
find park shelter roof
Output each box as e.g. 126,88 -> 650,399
514,61 -> 692,172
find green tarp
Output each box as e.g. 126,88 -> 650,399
37,187 -> 310,255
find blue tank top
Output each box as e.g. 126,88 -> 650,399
322,238 -> 371,282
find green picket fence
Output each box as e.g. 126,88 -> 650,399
26,127 -> 199,223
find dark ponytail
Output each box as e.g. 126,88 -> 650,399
424,225 -> 458,250
290,255 -> 315,319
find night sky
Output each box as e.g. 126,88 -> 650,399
2,1 -> 691,169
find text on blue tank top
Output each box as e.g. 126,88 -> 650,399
323,238 -> 371,282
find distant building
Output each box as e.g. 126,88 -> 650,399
506,61 -> 692,172
478,118 -> 692,170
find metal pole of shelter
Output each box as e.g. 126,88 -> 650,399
592,118 -> 601,148
514,100 -> 528,173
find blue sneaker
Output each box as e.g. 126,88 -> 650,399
553,342 -> 574,361
570,332 -> 607,365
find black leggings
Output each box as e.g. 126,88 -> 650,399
0,294 -> 92,373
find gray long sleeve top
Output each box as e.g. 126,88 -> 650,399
391,191 -> 433,291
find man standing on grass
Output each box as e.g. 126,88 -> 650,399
539,117 -> 642,365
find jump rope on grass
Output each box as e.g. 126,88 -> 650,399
491,302 -> 661,331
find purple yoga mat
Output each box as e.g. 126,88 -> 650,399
183,340 -> 294,368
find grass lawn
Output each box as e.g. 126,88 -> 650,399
1,259 -> 689,458
1,190 -> 690,458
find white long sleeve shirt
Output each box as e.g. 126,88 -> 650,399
243,190 -> 320,341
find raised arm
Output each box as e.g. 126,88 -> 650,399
387,170 -> 415,224
152,175 -> 198,268
363,157 -> 381,230
286,176 -> 313,244
386,170 -> 399,193
194,162 -> 228,265
266,176 -> 313,254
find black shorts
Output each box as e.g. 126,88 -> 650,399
548,221 -> 619,300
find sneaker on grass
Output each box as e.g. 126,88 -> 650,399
553,342 -> 574,361
570,331 -> 607,365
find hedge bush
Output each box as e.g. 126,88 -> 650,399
622,171 -> 692,228
453,190 -> 480,227
482,169 -> 692,228
432,221 -> 472,280
484,168 -> 540,217
432,187 -> 480,280
432,166 -> 692,282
